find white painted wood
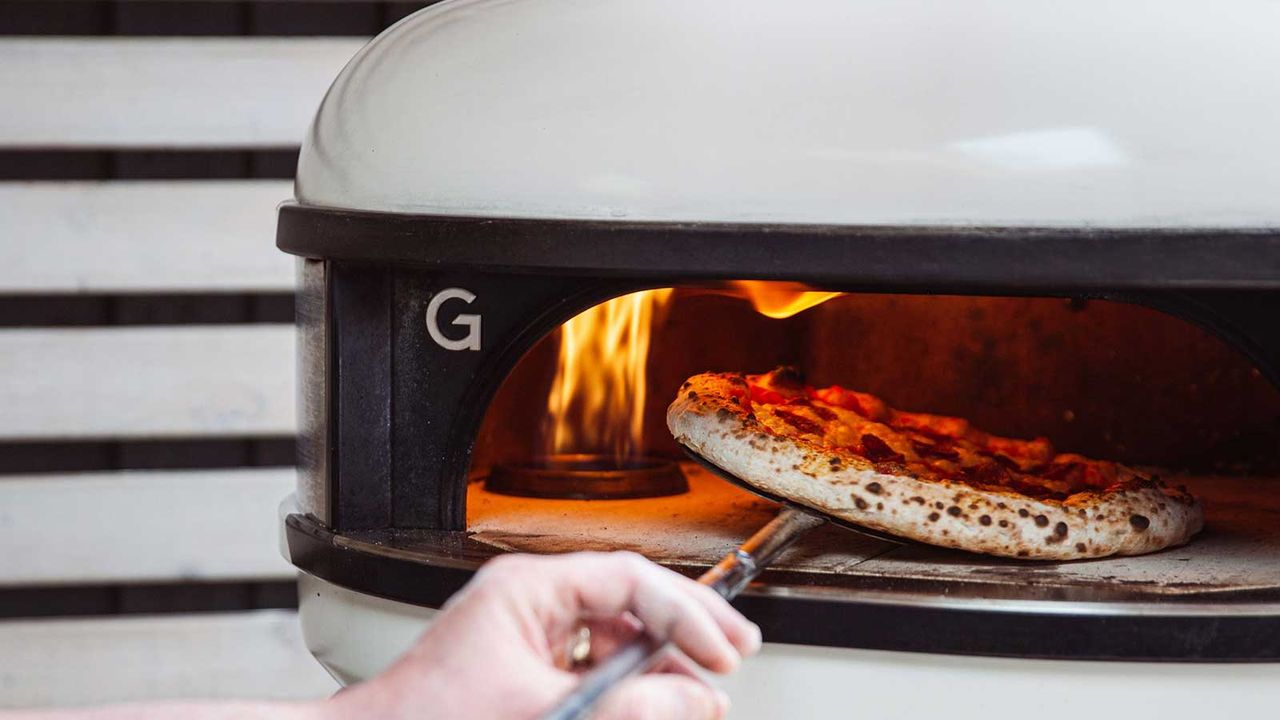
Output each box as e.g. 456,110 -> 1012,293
0,611 -> 338,708
0,38 -> 365,148
0,326 -> 295,440
0,468 -> 297,585
0,181 -> 295,293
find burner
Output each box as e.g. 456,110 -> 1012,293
485,454 -> 688,500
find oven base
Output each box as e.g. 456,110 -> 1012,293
297,572 -> 435,686
284,499 -> 1280,662
297,572 -> 1280,719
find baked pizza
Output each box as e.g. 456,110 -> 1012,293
667,367 -> 1203,560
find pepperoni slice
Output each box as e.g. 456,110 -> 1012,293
771,407 -> 825,436
860,433 -> 906,464
810,386 -> 889,421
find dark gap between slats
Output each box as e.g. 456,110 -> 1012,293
0,149 -> 299,181
0,437 -> 296,474
0,581 -> 299,620
0,1 -> 439,36
0,294 -> 295,327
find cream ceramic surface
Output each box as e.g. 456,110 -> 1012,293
296,0 -> 1280,227
294,573 -> 1280,719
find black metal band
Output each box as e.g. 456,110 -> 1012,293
286,514 -> 1280,662
277,204 -> 1280,292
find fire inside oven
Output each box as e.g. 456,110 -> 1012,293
465,283 -> 1280,602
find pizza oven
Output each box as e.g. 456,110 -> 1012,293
276,0 -> 1280,715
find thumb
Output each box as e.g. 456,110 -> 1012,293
594,675 -> 729,720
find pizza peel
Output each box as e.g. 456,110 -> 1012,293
540,446 -> 905,720
684,448 -> 912,544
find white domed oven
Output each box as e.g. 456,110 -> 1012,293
277,1 -> 1280,716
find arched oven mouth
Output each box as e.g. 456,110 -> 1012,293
279,205 -> 1280,662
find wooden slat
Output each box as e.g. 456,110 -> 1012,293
0,611 -> 338,708
0,467 -> 296,585
0,326 -> 295,440
0,181 -> 295,293
0,38 -> 365,148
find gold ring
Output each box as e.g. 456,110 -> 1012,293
568,624 -> 592,669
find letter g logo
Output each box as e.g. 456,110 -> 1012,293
425,288 -> 481,351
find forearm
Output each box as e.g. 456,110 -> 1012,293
1,700 -> 328,720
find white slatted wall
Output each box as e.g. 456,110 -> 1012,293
0,3 -> 413,707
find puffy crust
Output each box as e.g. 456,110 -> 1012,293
667,372 -> 1203,560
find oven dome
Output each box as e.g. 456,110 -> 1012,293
295,0 -> 1280,228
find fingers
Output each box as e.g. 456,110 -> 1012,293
633,579 -> 741,673
678,579 -> 763,659
578,614 -> 644,663
594,674 -> 729,720
650,647 -> 709,677
568,552 -> 756,672
473,552 -> 761,674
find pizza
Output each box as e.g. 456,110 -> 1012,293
667,367 -> 1202,560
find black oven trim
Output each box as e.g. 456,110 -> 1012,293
321,263 -> 656,532
310,262 -> 1280,534
285,205 -> 1280,390
277,203 -> 1280,291
286,513 -> 1280,662
283,208 -> 1280,660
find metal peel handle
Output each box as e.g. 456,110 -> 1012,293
539,506 -> 825,720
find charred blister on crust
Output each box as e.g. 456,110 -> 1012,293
1045,521 -> 1070,544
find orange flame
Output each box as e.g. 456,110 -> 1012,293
728,280 -> 841,318
544,289 -> 673,461
542,282 -> 834,462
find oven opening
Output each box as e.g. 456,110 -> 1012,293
466,283 -> 1280,602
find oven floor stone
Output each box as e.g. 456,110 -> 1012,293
468,464 -> 1280,602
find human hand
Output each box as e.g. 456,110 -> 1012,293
325,552 -> 762,720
